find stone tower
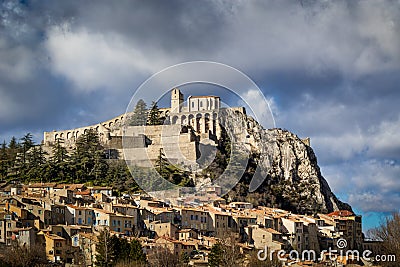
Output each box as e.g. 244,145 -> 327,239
171,88 -> 184,113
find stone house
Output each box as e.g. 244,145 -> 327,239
154,236 -> 198,257
15,227 -> 37,248
141,207 -> 176,223
66,204 -> 93,225
244,225 -> 286,251
38,231 -> 74,264
178,228 -> 198,241
146,221 -> 179,239
179,208 -> 209,233
229,202 -> 253,210
72,232 -> 97,267
207,207 -> 231,238
92,208 -> 135,235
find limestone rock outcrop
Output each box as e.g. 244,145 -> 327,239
217,109 -> 351,214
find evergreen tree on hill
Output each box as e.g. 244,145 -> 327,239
70,129 -> 108,183
148,101 -> 162,125
0,141 -> 8,180
129,239 -> 146,263
129,99 -> 148,126
20,133 -> 34,164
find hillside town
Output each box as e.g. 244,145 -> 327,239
0,181 -> 383,266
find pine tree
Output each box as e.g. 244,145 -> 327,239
129,99 -> 147,126
20,133 -> 34,164
51,138 -> 68,164
129,239 -> 146,263
155,148 -> 170,180
23,145 -> 48,182
8,136 -> 19,161
208,242 -> 224,267
148,101 -> 161,125
71,129 -> 107,183
0,141 -> 8,179
115,238 -> 130,261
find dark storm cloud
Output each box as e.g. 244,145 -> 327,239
1,0 -> 399,219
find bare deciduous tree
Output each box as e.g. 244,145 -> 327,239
0,243 -> 47,267
368,212 -> 400,267
147,246 -> 182,267
208,234 -> 245,267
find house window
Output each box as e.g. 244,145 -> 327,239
200,102 -> 203,108
191,102 -> 194,108
78,211 -> 82,215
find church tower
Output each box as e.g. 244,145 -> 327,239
171,88 -> 184,113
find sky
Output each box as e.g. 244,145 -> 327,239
1,0 -> 399,231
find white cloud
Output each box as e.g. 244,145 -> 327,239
368,117 -> 400,157
0,38 -> 34,82
239,89 -> 276,128
323,159 -> 400,213
348,191 -> 400,213
217,1 -> 400,78
45,26 -> 170,93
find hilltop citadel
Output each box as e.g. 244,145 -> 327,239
43,89 -> 246,167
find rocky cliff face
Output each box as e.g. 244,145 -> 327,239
213,109 -> 351,214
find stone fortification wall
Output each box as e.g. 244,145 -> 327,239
123,125 -> 199,167
43,113 -> 126,148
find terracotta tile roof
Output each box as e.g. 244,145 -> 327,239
75,190 -> 91,195
46,234 -> 65,240
179,229 -> 193,233
54,183 -> 85,190
263,228 -> 281,234
327,210 -> 354,217
66,204 -> 88,210
28,183 -> 57,188
79,232 -> 98,242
